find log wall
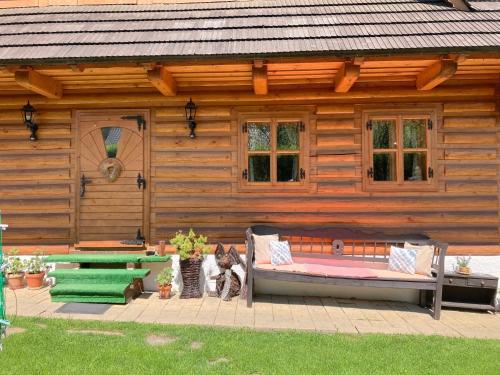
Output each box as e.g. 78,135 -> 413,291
0,84 -> 498,254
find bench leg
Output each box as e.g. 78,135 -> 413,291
433,288 -> 442,320
246,270 -> 253,308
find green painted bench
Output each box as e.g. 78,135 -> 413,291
44,254 -> 170,304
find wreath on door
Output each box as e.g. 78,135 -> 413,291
99,158 -> 124,182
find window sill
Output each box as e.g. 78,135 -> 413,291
363,182 -> 438,193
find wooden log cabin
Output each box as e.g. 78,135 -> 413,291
0,0 -> 499,255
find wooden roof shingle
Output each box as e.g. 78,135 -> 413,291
0,0 -> 498,63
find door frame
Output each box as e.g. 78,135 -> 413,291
74,109 -> 151,244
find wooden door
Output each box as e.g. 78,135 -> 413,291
77,111 -> 149,242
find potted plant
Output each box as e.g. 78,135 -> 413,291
170,229 -> 210,299
456,256 -> 472,275
156,267 -> 173,299
25,252 -> 46,289
4,250 -> 25,290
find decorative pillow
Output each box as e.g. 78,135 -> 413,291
388,246 -> 417,275
270,240 -> 293,266
404,242 -> 434,276
252,234 -> 279,264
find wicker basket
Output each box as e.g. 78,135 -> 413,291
179,258 -> 203,299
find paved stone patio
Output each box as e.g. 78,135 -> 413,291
5,287 -> 499,339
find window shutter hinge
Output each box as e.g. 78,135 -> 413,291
367,167 -> 374,179
299,122 -> 305,132
428,119 -> 433,130
366,120 -> 372,130
242,124 -> 248,133
428,167 -> 434,179
300,168 -> 306,179
242,169 -> 248,180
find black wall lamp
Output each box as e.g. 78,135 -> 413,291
21,101 -> 38,141
184,98 -> 197,139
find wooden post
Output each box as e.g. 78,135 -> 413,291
158,240 -> 166,256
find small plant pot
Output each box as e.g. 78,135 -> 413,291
158,284 -> 172,299
458,266 -> 471,275
25,272 -> 45,289
7,273 -> 24,290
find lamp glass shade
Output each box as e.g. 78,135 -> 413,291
22,101 -> 36,123
184,99 -> 196,121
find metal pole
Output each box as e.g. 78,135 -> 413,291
0,212 -> 10,350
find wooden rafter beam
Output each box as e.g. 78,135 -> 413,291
416,59 -> 457,91
252,60 -> 268,95
334,62 -> 361,93
147,66 -> 177,96
14,69 -> 63,99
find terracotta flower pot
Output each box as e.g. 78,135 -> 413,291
26,272 -> 45,289
458,266 -> 471,275
7,273 -> 24,290
158,284 -> 172,299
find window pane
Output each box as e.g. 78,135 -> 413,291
248,155 -> 270,182
372,120 -> 396,149
404,152 -> 427,181
373,153 -> 396,181
403,119 -> 427,148
101,127 -> 122,158
277,123 -> 300,151
277,154 -> 299,182
247,123 -> 270,151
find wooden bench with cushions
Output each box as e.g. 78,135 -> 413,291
245,225 -> 447,319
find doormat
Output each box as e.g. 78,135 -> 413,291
56,303 -> 111,315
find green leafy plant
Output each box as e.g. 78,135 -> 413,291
170,229 -> 210,261
25,253 -> 45,275
156,267 -> 173,286
456,256 -> 471,268
5,256 -> 25,275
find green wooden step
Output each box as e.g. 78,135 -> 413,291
44,254 -> 170,264
50,283 -> 129,297
50,295 -> 127,304
49,268 -> 150,284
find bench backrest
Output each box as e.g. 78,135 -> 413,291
246,225 -> 448,274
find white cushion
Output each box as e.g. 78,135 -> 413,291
388,246 -> 417,275
270,240 -> 293,266
252,234 -> 279,264
404,242 -> 434,276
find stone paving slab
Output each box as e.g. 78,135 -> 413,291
4,287 -> 500,339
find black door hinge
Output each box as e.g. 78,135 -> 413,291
242,124 -> 248,133
367,167 -> 374,178
300,168 -> 306,179
242,169 -> 248,180
136,229 -> 145,245
299,122 -> 305,132
121,115 -> 146,131
137,173 -> 146,189
427,119 -> 433,130
366,120 -> 372,130
80,174 -> 92,198
428,167 -> 434,179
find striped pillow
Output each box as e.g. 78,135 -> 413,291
270,240 -> 293,266
388,246 -> 417,275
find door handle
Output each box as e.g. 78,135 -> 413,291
137,173 -> 146,190
80,174 -> 92,198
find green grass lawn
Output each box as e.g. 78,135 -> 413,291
1,317 -> 499,375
